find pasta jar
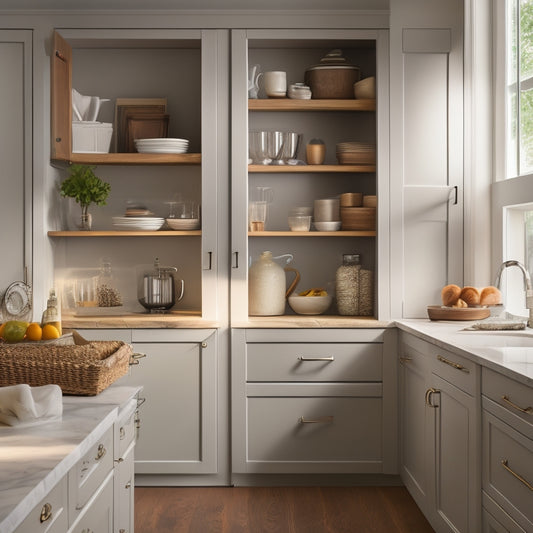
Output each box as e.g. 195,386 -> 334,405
335,254 -> 361,315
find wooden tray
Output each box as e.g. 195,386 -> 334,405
427,305 -> 490,321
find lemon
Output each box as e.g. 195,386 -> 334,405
3,320 -> 30,342
42,324 -> 60,340
26,322 -> 43,342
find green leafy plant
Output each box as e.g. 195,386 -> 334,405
60,164 -> 111,208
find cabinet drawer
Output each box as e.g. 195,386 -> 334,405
69,471 -> 113,533
483,492 -> 527,533
116,399 -> 137,458
14,476 -> 67,533
68,425 -> 113,523
483,410 -> 533,531
246,343 -> 382,382
246,395 -> 382,471
483,368 -> 533,433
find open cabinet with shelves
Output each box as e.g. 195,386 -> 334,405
49,29 -> 226,322
231,29 -> 389,323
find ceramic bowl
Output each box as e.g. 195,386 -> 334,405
288,294 -> 332,315
314,221 -> 341,231
353,76 -> 376,99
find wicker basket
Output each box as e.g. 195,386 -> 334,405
0,332 -> 132,395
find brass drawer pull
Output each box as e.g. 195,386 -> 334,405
95,444 -> 106,461
437,354 -> 470,373
299,415 -> 334,424
501,460 -> 533,491
130,352 -> 146,365
40,503 -> 52,523
297,356 -> 335,362
399,356 -> 412,364
502,395 -> 533,415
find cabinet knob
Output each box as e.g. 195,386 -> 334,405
40,503 -> 52,523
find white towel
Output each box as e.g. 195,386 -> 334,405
0,384 -> 63,427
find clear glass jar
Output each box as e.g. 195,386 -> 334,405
335,254 -> 361,316
96,258 -> 123,307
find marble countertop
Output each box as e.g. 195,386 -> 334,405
0,384 -> 142,533
395,319 -> 533,386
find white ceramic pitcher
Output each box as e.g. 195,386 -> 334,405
248,251 -> 300,316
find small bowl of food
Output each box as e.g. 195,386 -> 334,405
288,290 -> 332,315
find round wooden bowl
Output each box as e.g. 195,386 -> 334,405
340,192 -> 363,207
340,207 -> 376,230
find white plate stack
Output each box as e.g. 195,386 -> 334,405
134,138 -> 189,154
336,142 -> 376,165
112,216 -> 165,231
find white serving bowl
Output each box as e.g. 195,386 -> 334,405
314,221 -> 341,231
166,218 -> 200,230
288,294 -> 332,315
354,76 -> 376,99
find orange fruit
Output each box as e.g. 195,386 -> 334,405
42,324 -> 60,340
0,323 -> 5,339
26,322 -> 43,341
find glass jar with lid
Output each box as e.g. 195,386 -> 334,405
335,253 -> 361,315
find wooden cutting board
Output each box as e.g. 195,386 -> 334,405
427,305 -> 490,321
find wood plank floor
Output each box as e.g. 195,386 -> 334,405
135,486 -> 435,532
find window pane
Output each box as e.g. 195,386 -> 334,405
520,0 -> 533,80
521,87 -> 533,173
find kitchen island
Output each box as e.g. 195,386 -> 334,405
0,383 -> 142,533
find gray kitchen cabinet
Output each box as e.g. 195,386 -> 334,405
77,328 -> 218,480
0,30 -> 32,304
481,368 -> 533,533
230,28 -> 390,322
399,332 -> 481,533
232,328 -> 398,475
47,28 -> 228,322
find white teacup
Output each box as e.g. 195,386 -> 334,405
264,71 -> 287,98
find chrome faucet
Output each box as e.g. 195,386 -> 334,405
494,260 -> 533,327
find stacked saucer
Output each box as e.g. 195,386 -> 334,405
336,142 -> 376,165
134,138 -> 189,154
112,216 -> 165,231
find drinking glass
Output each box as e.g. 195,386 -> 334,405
266,131 -> 285,165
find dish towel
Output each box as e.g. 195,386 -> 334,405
0,384 -> 63,427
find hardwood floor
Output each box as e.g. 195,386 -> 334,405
135,486 -> 435,532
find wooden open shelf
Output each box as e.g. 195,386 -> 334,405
248,99 -> 376,112
248,230 -> 376,237
248,164 -> 376,173
54,152 -> 201,165
48,230 -> 201,237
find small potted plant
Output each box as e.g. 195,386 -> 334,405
60,164 -> 111,230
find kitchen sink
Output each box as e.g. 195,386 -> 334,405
451,330 -> 533,348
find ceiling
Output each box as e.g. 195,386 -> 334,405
0,0 -> 389,11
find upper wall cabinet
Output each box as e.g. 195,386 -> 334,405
50,29 -> 203,166
230,29 -> 390,322
48,29 -> 228,321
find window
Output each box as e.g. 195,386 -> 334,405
504,0 -> 533,178
492,0 -> 533,316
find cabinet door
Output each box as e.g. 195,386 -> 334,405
114,444 -> 134,533
431,373 -> 480,533
125,337 -> 217,474
398,343 -> 433,516
0,30 -> 32,294
50,31 -> 72,160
